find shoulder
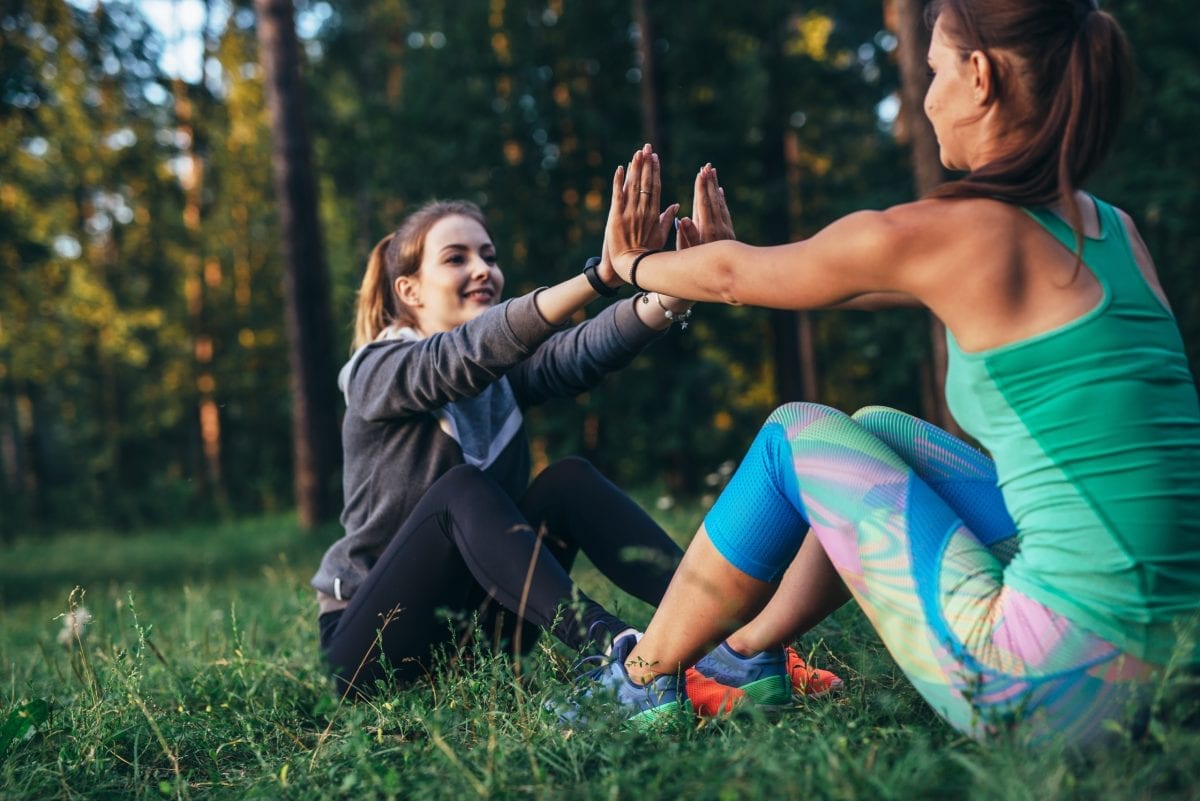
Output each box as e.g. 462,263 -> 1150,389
1110,202 -> 1145,246
885,196 -> 1025,233
840,197 -> 1024,254
863,198 -> 1025,290
1109,202 -> 1171,309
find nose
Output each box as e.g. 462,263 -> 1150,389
469,256 -> 492,281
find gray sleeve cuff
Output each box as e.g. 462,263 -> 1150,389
503,290 -> 562,350
610,293 -> 667,350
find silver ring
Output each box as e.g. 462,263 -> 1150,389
639,189 -> 651,195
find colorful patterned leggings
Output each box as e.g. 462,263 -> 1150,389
705,403 -> 1155,745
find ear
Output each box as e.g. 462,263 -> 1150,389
394,274 -> 421,307
968,49 -> 994,105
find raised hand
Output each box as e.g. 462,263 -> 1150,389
691,163 -> 735,244
604,144 -> 679,280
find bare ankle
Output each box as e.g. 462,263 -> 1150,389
623,647 -> 662,686
725,632 -> 771,656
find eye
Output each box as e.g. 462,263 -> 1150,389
482,252 -> 498,265
926,66 -> 936,78
444,253 -> 466,265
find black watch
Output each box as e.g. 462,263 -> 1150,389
582,256 -> 620,297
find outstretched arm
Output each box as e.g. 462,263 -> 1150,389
605,146 -> 933,312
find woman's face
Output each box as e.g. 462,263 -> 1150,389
924,15 -> 980,172
399,214 -> 504,335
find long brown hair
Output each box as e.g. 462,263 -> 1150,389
351,200 -> 491,350
925,0 -> 1133,255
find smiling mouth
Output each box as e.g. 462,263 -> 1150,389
463,287 -> 495,303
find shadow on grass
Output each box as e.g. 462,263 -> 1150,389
0,514 -> 337,607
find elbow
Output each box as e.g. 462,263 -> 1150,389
713,241 -> 744,306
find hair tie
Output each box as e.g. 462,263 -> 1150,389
627,249 -> 662,293
1068,0 -> 1097,34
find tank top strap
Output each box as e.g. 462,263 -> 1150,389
1019,203 -> 1080,254
1021,196 -> 1166,316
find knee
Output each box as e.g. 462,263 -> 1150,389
434,464 -> 493,499
531,456 -> 602,493
443,463 -> 486,483
850,405 -> 909,433
765,402 -> 850,433
544,455 -> 597,482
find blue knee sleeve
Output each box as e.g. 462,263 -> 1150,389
704,422 -> 808,582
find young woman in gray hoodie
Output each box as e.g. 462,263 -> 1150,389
311,182 -> 694,698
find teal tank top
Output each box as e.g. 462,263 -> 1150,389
945,196 -> 1200,664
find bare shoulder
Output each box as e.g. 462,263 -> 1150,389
877,197 -> 1026,248
872,198 -> 1025,285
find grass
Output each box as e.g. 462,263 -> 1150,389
0,511 -> 1197,800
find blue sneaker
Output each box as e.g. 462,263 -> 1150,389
556,631 -> 690,731
688,641 -> 791,715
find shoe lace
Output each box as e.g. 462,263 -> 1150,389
569,650 -> 616,684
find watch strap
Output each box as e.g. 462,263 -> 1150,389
583,256 -> 619,297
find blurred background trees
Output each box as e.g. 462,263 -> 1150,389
1,0 -> 1196,537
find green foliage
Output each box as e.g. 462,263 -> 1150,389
0,700 -> 49,760
1,514 -> 1199,799
308,1 -> 916,494
0,0 -> 1196,533
0,1 -> 295,536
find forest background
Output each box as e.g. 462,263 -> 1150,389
1,0 -> 1197,539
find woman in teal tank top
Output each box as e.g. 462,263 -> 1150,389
559,0 -> 1200,745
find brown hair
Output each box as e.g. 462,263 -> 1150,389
351,200 -> 491,350
925,0 -> 1133,256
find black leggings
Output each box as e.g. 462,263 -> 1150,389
320,458 -> 683,696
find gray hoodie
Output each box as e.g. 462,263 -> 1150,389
310,291 -> 664,604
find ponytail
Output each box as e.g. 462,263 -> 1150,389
1053,10 -> 1133,256
351,233 -> 399,351
927,1 -> 1133,259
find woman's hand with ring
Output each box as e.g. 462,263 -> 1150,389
604,143 -> 678,283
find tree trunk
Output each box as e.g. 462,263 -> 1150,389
783,128 -> 820,401
173,3 -> 226,503
255,0 -> 341,529
764,29 -> 817,403
889,0 -> 960,434
631,0 -> 660,148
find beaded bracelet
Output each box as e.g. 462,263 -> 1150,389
642,293 -> 694,330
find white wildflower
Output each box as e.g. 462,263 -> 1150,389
57,606 -> 93,647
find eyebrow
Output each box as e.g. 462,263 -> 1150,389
438,242 -> 494,254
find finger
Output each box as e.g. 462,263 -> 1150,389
635,150 -> 654,212
648,150 -> 661,213
709,166 -> 733,233
676,216 -> 697,250
622,145 -> 639,190
718,186 -> 734,233
611,165 -> 625,215
628,149 -> 645,210
657,202 -> 680,246
698,165 -> 718,232
691,167 -> 707,233
706,167 -> 724,223
603,166 -> 623,260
